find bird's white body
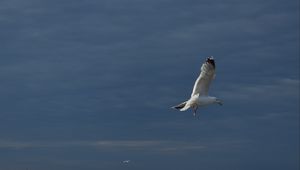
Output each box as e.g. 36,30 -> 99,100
172,56 -> 222,117
180,95 -> 218,111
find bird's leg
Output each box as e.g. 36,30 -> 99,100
193,106 -> 198,118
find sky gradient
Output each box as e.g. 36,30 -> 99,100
0,0 -> 299,169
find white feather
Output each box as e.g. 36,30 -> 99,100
191,58 -> 215,97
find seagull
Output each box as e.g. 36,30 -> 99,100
122,160 -> 130,164
172,56 -> 223,118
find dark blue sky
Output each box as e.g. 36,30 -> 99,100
0,0 -> 299,169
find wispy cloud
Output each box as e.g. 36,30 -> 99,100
0,138 -> 254,155
0,139 -> 208,153
218,78 -> 299,102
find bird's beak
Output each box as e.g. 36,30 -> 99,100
216,99 -> 223,106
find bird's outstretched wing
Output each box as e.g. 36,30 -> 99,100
191,57 -> 216,97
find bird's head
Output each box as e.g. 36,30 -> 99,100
214,98 -> 223,106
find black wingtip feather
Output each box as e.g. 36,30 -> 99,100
172,102 -> 187,110
206,56 -> 215,68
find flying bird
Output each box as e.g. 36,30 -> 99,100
122,160 -> 130,164
172,56 -> 223,118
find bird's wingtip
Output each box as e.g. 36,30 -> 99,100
171,101 -> 187,110
206,56 -> 215,68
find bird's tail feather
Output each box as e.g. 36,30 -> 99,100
179,104 -> 190,111
172,101 -> 188,111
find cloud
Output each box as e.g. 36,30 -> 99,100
0,138 -> 256,155
0,139 -> 208,153
0,0 -> 298,169
218,78 -> 299,103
